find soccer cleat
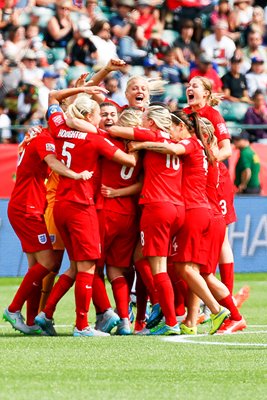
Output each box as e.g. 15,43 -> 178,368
176,312 -> 187,324
133,320 -> 146,334
146,303 -> 163,329
34,311 -> 57,336
115,318 -> 132,335
199,305 -> 211,324
128,302 -> 135,324
27,324 -> 44,335
217,317 -> 247,334
95,308 -> 120,333
147,321 -> 180,336
209,306 -> 230,335
180,323 -> 197,335
3,308 -> 31,334
145,300 -> 151,320
233,286 -> 250,309
73,326 -> 110,337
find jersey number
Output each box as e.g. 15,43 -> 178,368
120,165 -> 134,180
62,141 -> 75,168
219,199 -> 227,215
166,154 -> 180,170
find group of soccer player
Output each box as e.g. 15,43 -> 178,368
3,58 -> 248,337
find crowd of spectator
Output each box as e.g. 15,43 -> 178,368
0,0 -> 267,143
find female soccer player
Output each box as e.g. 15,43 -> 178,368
129,110 -> 230,335
108,105 -> 185,335
35,87 -> 137,337
3,127 -> 92,335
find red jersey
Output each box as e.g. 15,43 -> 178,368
133,127 -> 183,206
48,106 -> 118,205
9,128 -> 56,215
98,133 -> 142,215
183,104 -> 230,143
179,135 -> 211,209
206,162 -> 222,216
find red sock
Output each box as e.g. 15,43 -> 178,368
111,276 -> 129,319
219,263 -> 234,295
9,263 -> 49,312
44,274 -> 74,319
167,264 -> 187,316
219,294 -> 242,321
26,285 -> 42,326
153,272 -> 177,327
135,271 -> 148,322
75,272 -> 94,330
92,272 -> 111,314
135,258 -> 158,305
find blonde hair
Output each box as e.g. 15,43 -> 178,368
146,105 -> 172,133
118,107 -> 143,127
67,94 -> 98,120
193,76 -> 223,107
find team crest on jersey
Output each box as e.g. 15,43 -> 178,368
49,234 -> 56,244
52,114 -> 65,126
46,143 -> 55,152
38,234 -> 47,244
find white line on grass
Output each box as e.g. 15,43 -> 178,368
163,331 -> 267,347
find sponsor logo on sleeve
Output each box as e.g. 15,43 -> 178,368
52,114 -> 65,126
217,123 -> 228,134
46,143 -> 56,152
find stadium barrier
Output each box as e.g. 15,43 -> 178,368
0,196 -> 266,276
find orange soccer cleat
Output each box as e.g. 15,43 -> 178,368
217,317 -> 247,334
233,286 -> 250,309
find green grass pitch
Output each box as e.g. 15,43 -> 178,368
0,273 -> 267,400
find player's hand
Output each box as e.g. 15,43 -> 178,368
83,86 -> 109,95
128,141 -> 140,152
105,58 -> 127,72
76,170 -> 94,180
75,73 -> 90,88
101,184 -> 117,198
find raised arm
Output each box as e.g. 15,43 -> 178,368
48,86 -> 108,106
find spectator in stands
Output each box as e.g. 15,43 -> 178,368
2,25 -> 27,62
172,19 -> 199,67
103,76 -> 127,106
245,56 -> 267,97
210,0 -> 239,42
232,130 -> 261,194
37,70 -> 60,119
242,30 -> 267,73
0,58 -> 21,99
234,0 -> 254,31
200,20 -> 236,67
67,19 -> 98,67
82,0 -> 106,26
143,56 -> 161,79
136,0 -> 160,41
90,20 -> 118,67
189,53 -> 223,93
243,89 -> 267,141
146,28 -> 171,64
0,0 -> 20,39
117,24 -> 147,65
244,6 -> 266,44
54,60 -> 68,89
158,48 -> 186,85
221,54 -> 251,103
109,0 -> 138,42
44,0 -> 75,49
0,102 -> 11,143
20,49 -> 44,87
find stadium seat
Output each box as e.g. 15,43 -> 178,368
164,83 -> 184,102
130,66 -> 145,76
161,30 -> 179,45
226,121 -> 242,137
66,66 -> 92,82
218,102 -> 250,122
46,48 -> 67,65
